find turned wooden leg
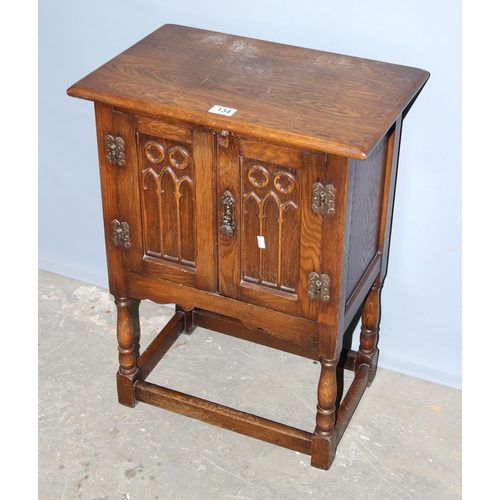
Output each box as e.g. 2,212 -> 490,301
311,357 -> 338,469
356,280 -> 382,385
115,297 -> 141,407
130,298 -> 141,359
175,305 -> 196,334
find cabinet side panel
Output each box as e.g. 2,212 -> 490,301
378,118 -> 402,281
345,134 -> 388,300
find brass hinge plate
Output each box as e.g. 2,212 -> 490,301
307,272 -> 331,302
312,183 -> 334,215
111,220 -> 131,248
105,135 -> 126,166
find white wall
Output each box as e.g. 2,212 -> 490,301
38,0 -> 462,389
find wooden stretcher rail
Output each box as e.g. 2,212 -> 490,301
335,364 -> 370,441
137,312 -> 185,380
134,380 -> 313,455
132,309 -> 370,458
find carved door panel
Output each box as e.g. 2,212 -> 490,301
218,137 -> 326,320
129,118 -> 217,291
140,134 -> 195,267
108,112 -> 325,318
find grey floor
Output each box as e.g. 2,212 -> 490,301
38,269 -> 461,499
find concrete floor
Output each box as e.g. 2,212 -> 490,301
38,269 -> 461,499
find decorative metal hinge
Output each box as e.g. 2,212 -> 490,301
312,183 -> 334,215
307,272 -> 331,302
111,220 -> 131,249
105,135 -> 126,166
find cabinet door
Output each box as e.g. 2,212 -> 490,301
130,118 -> 217,291
218,137 -> 325,319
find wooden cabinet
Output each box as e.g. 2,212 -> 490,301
67,25 -> 429,469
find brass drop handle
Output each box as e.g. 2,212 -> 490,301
220,189 -> 236,237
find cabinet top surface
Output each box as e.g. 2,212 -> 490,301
67,24 -> 429,159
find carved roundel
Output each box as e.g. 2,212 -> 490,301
144,141 -> 165,163
167,145 -> 191,170
248,165 -> 270,188
274,172 -> 296,194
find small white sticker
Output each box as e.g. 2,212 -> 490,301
257,236 -> 266,249
208,105 -> 237,117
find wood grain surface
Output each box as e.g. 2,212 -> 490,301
68,24 -> 429,159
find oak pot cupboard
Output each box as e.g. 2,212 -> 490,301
67,24 -> 429,470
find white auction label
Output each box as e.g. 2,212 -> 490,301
257,236 -> 266,249
208,105 -> 237,117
